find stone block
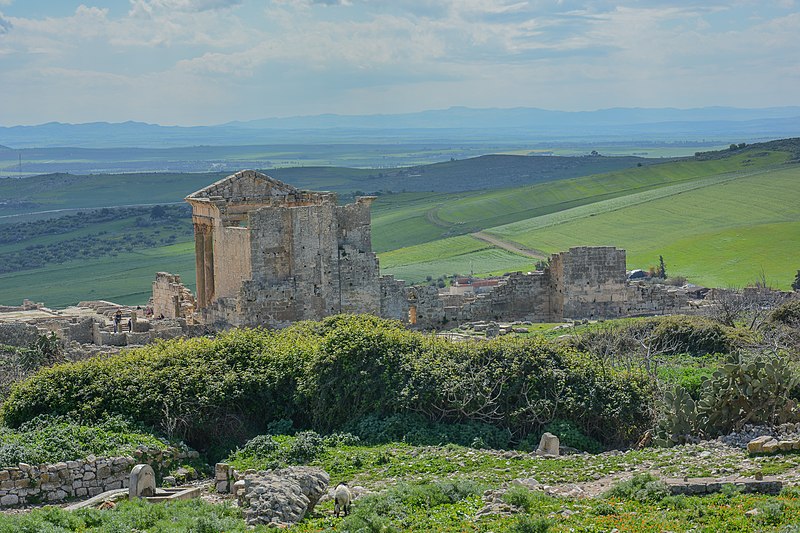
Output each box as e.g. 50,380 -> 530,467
129,464 -> 156,499
747,435 -> 773,454
536,432 -> 560,456
761,439 -> 780,453
0,494 -> 19,506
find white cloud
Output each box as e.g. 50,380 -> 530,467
0,11 -> 11,34
128,0 -> 243,17
0,0 -> 798,124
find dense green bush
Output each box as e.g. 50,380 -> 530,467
630,315 -> 739,356
541,419 -> 603,453
1,315 -> 655,452
0,415 -> 167,466
0,498 -> 248,532
769,300 -> 800,326
340,480 -> 484,532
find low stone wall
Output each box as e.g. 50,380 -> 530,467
0,446 -> 199,507
664,476 -> 782,495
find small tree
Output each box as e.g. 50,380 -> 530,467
657,256 -> 667,279
792,270 -> 800,291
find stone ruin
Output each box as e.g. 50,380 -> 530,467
0,298 -> 206,355
184,170 -> 394,328
165,172 -> 710,330
2,170 -> 769,338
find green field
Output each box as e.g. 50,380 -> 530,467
0,141 -> 798,306
379,235 -> 536,282
0,242 -> 196,307
487,164 -> 800,289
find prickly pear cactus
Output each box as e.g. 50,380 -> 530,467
654,385 -> 699,447
697,352 -> 799,435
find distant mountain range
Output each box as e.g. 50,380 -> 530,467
1,106 -> 799,148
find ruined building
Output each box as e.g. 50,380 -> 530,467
152,170 -> 698,330
183,170 -> 390,328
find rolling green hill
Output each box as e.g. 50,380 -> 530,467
378,142 -> 800,287
0,140 -> 798,306
0,153 -> 646,219
486,164 -> 800,289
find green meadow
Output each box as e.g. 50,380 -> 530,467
0,242 -> 196,307
0,141 -> 797,306
379,235 -> 536,282
486,164 -> 800,289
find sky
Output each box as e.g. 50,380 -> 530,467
0,0 -> 798,126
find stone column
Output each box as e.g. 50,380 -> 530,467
194,224 -> 206,308
203,224 -> 215,306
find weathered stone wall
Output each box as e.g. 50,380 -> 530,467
152,272 -> 195,319
182,171 -> 702,330
379,276 -> 408,322
554,246 -> 629,319
0,323 -> 40,348
407,285 -> 446,329
213,226 -> 252,300
188,171 -> 385,329
0,446 -> 199,508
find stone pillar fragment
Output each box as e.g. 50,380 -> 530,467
194,225 -> 206,308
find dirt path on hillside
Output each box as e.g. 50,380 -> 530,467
425,207 -> 451,228
471,231 -> 548,259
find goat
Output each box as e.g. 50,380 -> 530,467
333,483 -> 352,518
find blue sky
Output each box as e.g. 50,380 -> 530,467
0,0 -> 798,125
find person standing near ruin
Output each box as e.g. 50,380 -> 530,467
113,309 -> 122,333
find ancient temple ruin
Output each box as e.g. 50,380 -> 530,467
184,170 -> 387,328
153,170 -> 703,330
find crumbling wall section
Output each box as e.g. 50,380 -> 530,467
152,273 -> 195,319
379,276 -> 408,322
555,247 -> 629,319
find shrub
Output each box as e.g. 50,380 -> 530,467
502,486 -> 552,513
2,315 -> 656,452
0,415 -> 167,466
631,315 -> 737,356
591,501 -> 618,515
340,480 -> 484,531
266,419 -> 295,436
345,413 -> 511,449
322,432 -> 360,447
507,515 -> 553,533
286,431 -> 325,464
604,473 -> 670,502
769,300 -> 800,325
240,434 -> 278,458
757,501 -> 785,526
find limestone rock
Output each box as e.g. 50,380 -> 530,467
747,435 -> 773,453
536,432 -> 560,456
237,467 -> 329,527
